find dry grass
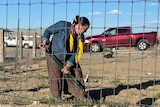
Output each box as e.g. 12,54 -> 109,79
0,46 -> 160,106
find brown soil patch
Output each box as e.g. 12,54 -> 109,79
0,47 -> 160,106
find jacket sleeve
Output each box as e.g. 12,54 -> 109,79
42,22 -> 62,42
66,54 -> 75,67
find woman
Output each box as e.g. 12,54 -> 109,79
40,15 -> 90,102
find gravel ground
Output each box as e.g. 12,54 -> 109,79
0,47 -> 160,107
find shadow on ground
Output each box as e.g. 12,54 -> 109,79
88,80 -> 160,105
136,98 -> 158,107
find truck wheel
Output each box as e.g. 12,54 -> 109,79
137,39 -> 149,51
24,44 -> 29,49
90,43 -> 101,52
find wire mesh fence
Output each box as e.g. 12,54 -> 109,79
0,0 -> 160,107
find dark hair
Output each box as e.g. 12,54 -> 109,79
71,15 -> 90,26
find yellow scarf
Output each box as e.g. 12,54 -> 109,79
69,33 -> 83,63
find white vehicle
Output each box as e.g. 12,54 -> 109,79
4,36 -> 33,48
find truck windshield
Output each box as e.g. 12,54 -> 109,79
9,37 -> 16,40
104,29 -> 116,35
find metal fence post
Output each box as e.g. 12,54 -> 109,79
18,31 -> 23,59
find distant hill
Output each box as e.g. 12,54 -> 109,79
9,28 -> 45,37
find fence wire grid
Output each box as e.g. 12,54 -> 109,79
0,0 -> 160,107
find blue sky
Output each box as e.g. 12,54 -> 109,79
0,0 -> 160,36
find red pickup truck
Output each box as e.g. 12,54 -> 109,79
84,26 -> 159,52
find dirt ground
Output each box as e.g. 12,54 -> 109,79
0,46 -> 160,107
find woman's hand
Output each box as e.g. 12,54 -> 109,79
39,44 -> 46,52
39,40 -> 47,52
61,64 -> 70,74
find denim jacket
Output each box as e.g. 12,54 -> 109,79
42,21 -> 80,67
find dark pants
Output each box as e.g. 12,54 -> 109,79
46,55 -> 85,99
